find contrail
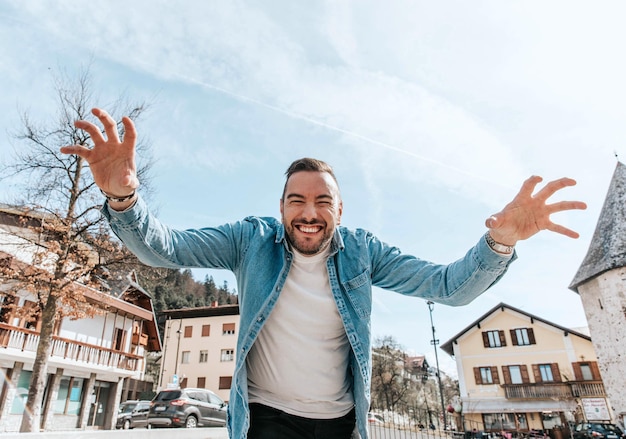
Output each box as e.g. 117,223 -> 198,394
159,70 -> 516,190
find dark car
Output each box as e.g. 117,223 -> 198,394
116,400 -> 151,429
148,388 -> 227,428
573,422 -> 625,439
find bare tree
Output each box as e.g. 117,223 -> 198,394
0,66 -> 152,432
371,335 -> 415,410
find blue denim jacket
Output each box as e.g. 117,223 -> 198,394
103,196 -> 515,439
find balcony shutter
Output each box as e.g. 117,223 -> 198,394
527,328 -> 536,344
474,367 -> 482,384
498,330 -> 507,346
551,363 -> 562,382
510,330 -> 519,346
520,365 -> 530,383
532,364 -> 541,382
572,362 -> 583,380
491,366 -> 500,384
590,361 -> 602,380
502,366 -> 511,384
482,332 -> 490,347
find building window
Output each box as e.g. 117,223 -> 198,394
533,363 -> 561,382
580,364 -> 593,380
482,330 -> 506,348
221,349 -> 234,362
202,324 -> 211,337
474,366 -> 499,384
223,323 -> 235,335
197,377 -> 206,388
573,361 -> 601,381
181,351 -> 190,364
184,326 -> 193,338
502,365 -> 529,384
54,376 -> 84,415
199,350 -> 208,363
510,328 -> 535,346
219,376 -> 232,390
180,377 -> 188,388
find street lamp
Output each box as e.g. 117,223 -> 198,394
427,300 -> 447,430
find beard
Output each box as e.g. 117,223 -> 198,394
284,221 -> 334,255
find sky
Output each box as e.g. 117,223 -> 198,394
1,1 -> 624,376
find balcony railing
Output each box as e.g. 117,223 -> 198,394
503,381 -> 606,400
0,323 -> 143,372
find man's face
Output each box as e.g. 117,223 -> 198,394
280,171 -> 343,256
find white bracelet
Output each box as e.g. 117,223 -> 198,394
100,188 -> 137,203
484,232 -> 514,255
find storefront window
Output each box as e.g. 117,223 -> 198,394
10,370 -> 32,414
483,413 -> 528,431
54,376 -> 84,414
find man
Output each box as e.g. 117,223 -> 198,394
61,108 -> 586,439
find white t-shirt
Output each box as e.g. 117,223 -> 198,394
246,246 -> 354,419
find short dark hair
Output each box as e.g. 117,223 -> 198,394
282,158 -> 339,199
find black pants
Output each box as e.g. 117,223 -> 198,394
247,403 -> 356,439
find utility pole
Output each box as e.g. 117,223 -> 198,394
427,300 -> 447,430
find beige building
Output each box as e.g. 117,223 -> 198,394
441,303 -> 607,435
158,305 -> 239,402
570,161 -> 626,429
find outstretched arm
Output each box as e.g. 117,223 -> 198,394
60,108 -> 138,210
485,175 -> 587,247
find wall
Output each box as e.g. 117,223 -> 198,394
578,267 -> 626,425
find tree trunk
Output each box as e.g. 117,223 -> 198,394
19,294 -> 57,432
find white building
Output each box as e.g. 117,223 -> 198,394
0,204 -> 161,431
570,161 -> 626,428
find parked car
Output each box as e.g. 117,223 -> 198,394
368,412 -> 384,426
116,400 -> 151,429
148,388 -> 227,428
573,422 -> 625,439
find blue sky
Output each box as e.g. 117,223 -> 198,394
1,1 -> 624,375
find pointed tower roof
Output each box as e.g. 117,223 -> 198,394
570,161 -> 626,292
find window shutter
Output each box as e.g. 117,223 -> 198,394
184,326 -> 193,337
482,332 -> 490,348
202,324 -> 211,336
223,323 -> 235,333
474,367 -> 482,384
532,364 -> 541,382
491,366 -> 500,384
502,366 -> 511,384
551,363 -> 562,382
219,376 -> 232,390
590,361 -> 602,380
572,362 -> 583,381
510,330 -> 519,346
520,365 -> 530,383
527,328 -> 536,344
498,330 -> 507,346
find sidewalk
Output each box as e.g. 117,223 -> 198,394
0,428 -> 229,439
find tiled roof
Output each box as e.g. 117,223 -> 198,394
570,162 -> 626,292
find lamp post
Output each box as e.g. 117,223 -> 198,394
427,300 -> 447,430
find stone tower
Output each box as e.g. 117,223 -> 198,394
570,161 -> 626,427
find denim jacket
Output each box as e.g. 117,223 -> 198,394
103,196 -> 515,439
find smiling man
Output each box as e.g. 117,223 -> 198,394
61,108 -> 586,439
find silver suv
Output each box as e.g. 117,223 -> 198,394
148,388 -> 227,428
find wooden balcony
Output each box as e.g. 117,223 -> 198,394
503,381 -> 606,400
0,323 -> 143,372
